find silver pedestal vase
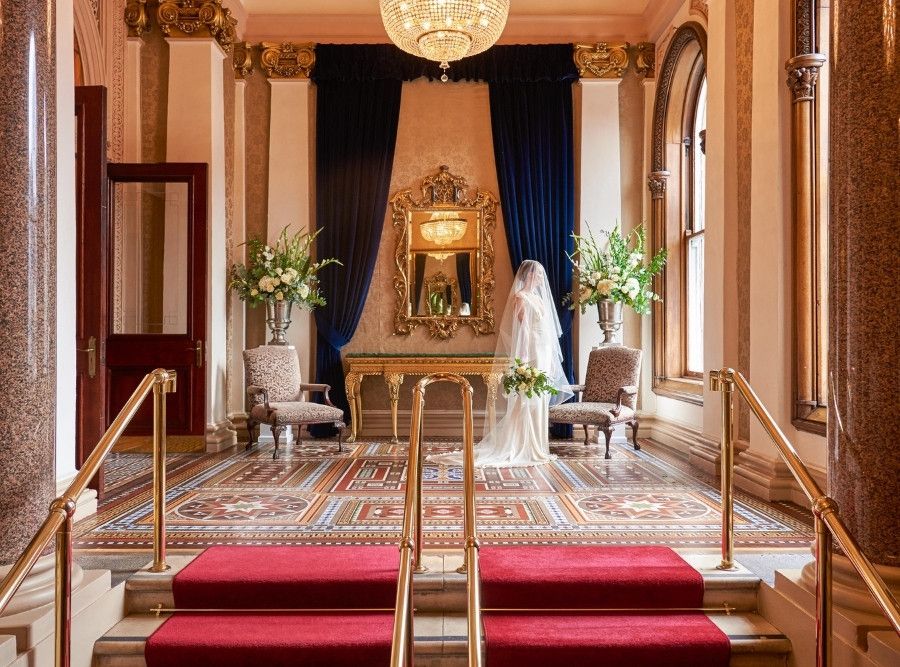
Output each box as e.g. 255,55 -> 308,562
597,299 -> 623,345
265,299 -> 293,345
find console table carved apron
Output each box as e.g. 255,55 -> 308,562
344,354 -> 503,444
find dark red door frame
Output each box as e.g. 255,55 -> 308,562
105,163 -> 208,438
75,86 -> 108,491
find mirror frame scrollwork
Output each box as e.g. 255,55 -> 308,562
391,165 -> 497,339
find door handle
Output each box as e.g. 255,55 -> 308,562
78,336 -> 97,378
188,340 -> 203,368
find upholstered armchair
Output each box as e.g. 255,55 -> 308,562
243,346 -> 346,459
548,346 -> 642,459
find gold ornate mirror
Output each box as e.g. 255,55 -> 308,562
391,165 -> 497,339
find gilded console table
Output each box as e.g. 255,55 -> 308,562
344,353 -> 503,443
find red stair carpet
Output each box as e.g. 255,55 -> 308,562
145,546 -> 398,667
480,546 -> 731,667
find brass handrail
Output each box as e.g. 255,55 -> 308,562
390,373 -> 482,667
710,368 -> 900,667
0,369 -> 176,667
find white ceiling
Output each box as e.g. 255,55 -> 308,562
238,1 -> 653,17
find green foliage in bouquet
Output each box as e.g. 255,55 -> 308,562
502,358 -> 560,399
566,224 -> 667,316
229,226 -> 341,308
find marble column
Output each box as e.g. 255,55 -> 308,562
827,0 -> 900,567
0,1 -> 58,567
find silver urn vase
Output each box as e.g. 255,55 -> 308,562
265,299 -> 293,345
597,298 -> 623,345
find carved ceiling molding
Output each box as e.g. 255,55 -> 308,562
260,42 -> 316,79
157,0 -> 238,54
124,0 -> 151,38
233,41 -> 254,79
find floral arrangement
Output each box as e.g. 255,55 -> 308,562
502,359 -> 559,399
229,226 -> 341,307
566,224 -> 667,315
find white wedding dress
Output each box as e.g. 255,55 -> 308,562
430,261 -> 572,468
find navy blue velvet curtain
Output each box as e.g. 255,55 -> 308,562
310,73 -> 402,435
489,80 -> 576,436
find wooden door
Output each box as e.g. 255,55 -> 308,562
106,163 -> 207,439
75,86 -> 108,489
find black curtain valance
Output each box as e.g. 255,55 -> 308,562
312,43 -> 578,84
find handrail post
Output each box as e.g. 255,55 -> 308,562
52,498 -> 76,667
413,391 -> 426,574
460,382 -> 483,667
814,497 -> 837,667
710,369 -> 736,570
150,370 -> 175,573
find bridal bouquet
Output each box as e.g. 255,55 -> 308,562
502,359 -> 559,399
566,224 -> 667,315
230,226 -> 341,308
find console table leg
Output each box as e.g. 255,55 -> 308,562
345,372 -> 361,443
385,372 -> 404,445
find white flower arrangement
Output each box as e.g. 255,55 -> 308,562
566,224 -> 667,316
502,359 -> 559,399
230,226 -> 341,308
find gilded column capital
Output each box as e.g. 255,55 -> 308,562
785,53 -> 827,102
574,42 -> 630,79
634,42 -> 656,78
157,0 -> 238,54
648,171 -> 670,199
124,0 -> 151,38
233,41 -> 253,79
260,42 -> 316,79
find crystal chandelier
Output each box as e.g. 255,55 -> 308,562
420,211 -> 468,246
380,0 -> 510,81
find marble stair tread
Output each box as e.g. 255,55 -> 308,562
93,612 -> 448,667
0,635 -> 16,667
125,551 -> 761,614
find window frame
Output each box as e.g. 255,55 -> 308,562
648,22 -> 708,405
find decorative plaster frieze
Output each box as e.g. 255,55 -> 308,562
157,0 -> 237,54
260,42 -> 315,79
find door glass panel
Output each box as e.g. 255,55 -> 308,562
112,181 -> 189,334
686,233 -> 705,374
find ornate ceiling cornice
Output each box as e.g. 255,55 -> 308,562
157,0 -> 238,54
260,42 -> 316,79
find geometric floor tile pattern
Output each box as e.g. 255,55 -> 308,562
74,439 -> 814,551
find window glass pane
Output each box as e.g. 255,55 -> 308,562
692,78 -> 707,232
112,181 -> 190,334
686,233 -> 705,374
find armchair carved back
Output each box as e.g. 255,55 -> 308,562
243,346 -> 303,403
583,346 -> 642,407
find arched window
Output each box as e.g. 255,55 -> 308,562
649,23 -> 707,403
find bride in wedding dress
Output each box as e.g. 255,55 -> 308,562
431,260 -> 572,468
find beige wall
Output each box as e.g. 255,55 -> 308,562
343,79 -> 514,416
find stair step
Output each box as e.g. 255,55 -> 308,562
127,551 -> 760,614
93,612 -> 449,667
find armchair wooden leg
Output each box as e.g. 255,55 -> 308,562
601,427 -> 613,459
630,420 -> 640,450
336,422 -> 345,453
272,425 -> 283,460
246,418 -> 257,451
583,424 -> 590,447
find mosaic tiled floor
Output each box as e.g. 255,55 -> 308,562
74,440 -> 814,551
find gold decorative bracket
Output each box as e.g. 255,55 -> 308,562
124,0 -> 151,38
634,42 -> 656,78
260,42 -> 316,79
233,41 -> 254,79
157,0 -> 238,54
574,42 -> 630,78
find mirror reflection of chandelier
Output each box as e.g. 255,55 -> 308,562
420,211 -> 468,246
380,0 -> 510,81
